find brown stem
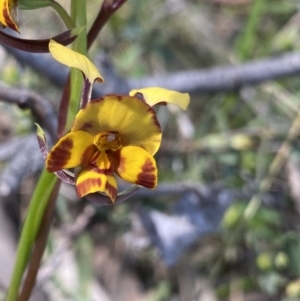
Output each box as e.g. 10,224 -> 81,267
17,180 -> 61,301
0,28 -> 79,53
87,0 -> 127,49
57,75 -> 71,138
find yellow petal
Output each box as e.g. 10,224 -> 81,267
0,0 -> 19,32
46,131 -> 95,172
72,95 -> 162,156
76,166 -> 117,201
129,87 -> 190,110
109,146 -> 157,189
94,151 -> 113,171
49,39 -> 104,84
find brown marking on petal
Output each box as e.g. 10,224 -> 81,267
80,121 -> 93,131
136,158 -> 157,189
92,166 -> 112,175
115,95 -> 123,101
156,101 -> 167,106
46,138 -> 73,172
90,96 -> 105,104
76,177 -> 102,198
117,155 -> 126,174
134,92 -> 146,103
147,106 -> 161,130
82,144 -> 97,163
105,181 -> 117,202
2,0 -> 18,32
107,149 -> 123,174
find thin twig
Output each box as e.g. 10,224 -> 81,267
131,52 -> 300,93
0,84 -> 57,141
4,46 -> 300,95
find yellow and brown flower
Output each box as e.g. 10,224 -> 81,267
46,94 -> 162,201
37,40 -> 190,202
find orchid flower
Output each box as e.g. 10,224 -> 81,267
37,40 -> 190,202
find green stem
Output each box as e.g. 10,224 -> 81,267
18,181 -> 61,301
67,0 -> 87,128
6,2 -> 88,300
50,1 -> 74,30
6,171 -> 57,301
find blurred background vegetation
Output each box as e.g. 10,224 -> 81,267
2,0 -> 300,300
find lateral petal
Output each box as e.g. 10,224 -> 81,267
46,131 -> 95,172
109,146 -> 157,189
72,95 -> 162,156
35,124 -> 76,185
49,40 -> 104,84
0,0 -> 19,32
76,167 -> 118,202
129,87 -> 190,110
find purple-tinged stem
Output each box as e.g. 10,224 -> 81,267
0,28 -> 81,53
87,0 -> 127,49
